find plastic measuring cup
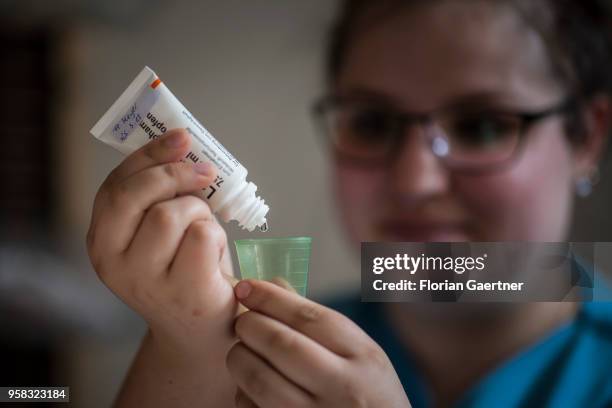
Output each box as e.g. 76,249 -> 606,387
234,237 -> 312,296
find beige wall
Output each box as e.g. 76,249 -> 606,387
60,0 -> 360,299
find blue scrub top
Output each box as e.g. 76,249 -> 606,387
324,297 -> 612,408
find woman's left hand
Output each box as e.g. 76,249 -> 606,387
226,279 -> 412,408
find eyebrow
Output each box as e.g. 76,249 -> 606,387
333,87 -> 401,105
334,86 -> 532,112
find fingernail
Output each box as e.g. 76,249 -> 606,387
194,162 -> 214,176
235,281 -> 252,299
163,130 -> 186,147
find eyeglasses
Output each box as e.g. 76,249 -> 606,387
312,95 -> 575,172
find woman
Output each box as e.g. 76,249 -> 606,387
87,0 -> 612,406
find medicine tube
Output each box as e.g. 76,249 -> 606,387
90,66 -> 269,232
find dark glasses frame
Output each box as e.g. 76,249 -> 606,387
311,95 -> 577,173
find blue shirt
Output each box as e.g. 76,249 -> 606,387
325,298 -> 612,407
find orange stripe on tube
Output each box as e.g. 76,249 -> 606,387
150,78 -> 162,89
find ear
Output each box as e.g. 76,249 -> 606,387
572,94 -> 612,179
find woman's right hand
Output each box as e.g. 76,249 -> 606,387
87,129 -> 238,358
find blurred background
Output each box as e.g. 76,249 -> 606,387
0,0 -> 610,406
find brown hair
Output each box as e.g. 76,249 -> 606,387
325,0 -> 612,141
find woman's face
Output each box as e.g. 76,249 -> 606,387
333,0 -> 581,244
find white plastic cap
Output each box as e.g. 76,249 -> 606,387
218,181 -> 269,231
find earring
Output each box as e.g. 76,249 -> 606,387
575,168 -> 600,198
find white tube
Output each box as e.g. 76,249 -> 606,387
90,66 -> 269,232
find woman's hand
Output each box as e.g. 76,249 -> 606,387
87,129 -> 238,357
227,279 -> 412,408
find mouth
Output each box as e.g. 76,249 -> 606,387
378,221 -> 471,242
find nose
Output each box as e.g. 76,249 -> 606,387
389,123 -> 449,199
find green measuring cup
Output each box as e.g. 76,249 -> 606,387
234,237 -> 312,296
